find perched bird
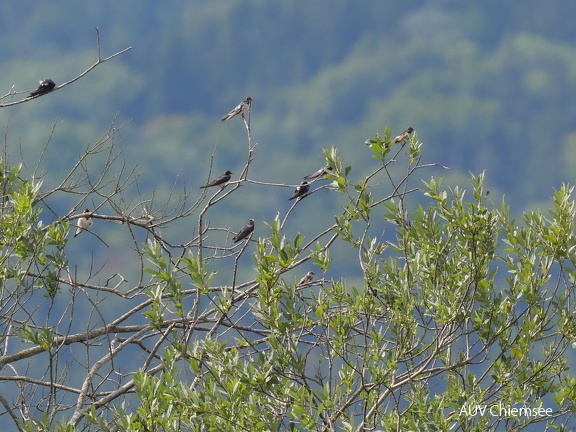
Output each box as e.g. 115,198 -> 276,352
303,166 -> 333,180
387,127 -> 414,147
221,97 -> 252,122
297,271 -> 315,286
233,218 -> 254,243
74,209 -> 93,237
288,181 -> 310,201
30,78 -> 56,97
199,170 -> 232,189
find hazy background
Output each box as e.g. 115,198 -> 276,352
1,2 -> 576,427
2,1 -> 575,290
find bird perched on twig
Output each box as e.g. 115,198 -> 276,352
30,78 -> 56,97
74,209 -> 93,237
297,271 -> 315,286
386,127 -> 414,147
199,170 -> 232,189
288,181 -> 310,201
233,218 -> 254,243
221,97 -> 252,122
303,166 -> 333,181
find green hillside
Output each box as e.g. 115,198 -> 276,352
1,1 -> 575,273
2,3 -> 576,429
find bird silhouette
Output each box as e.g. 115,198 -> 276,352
386,127 -> 414,147
200,170 -> 232,188
297,271 -> 315,286
221,97 -> 252,122
303,166 -> 332,180
288,181 -> 310,201
233,218 -> 255,243
30,78 -> 56,97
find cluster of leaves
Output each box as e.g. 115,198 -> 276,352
101,128 -> 576,430
2,82 -> 576,431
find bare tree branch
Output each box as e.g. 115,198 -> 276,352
0,27 -> 131,107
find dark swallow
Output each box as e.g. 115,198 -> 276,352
386,127 -> 414,147
75,209 -> 93,237
303,166 -> 333,180
199,170 -> 232,188
221,97 -> 252,122
297,271 -> 315,286
233,218 -> 254,243
30,78 -> 56,97
288,181 -> 310,201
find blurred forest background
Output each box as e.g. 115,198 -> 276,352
1,0 -> 576,285
3,3 -> 576,427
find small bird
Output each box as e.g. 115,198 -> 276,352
74,209 -> 93,237
297,271 -> 315,286
233,218 -> 254,243
30,78 -> 56,97
303,166 -> 333,180
288,181 -> 310,201
221,97 -> 252,122
199,170 -> 232,188
387,127 -> 414,147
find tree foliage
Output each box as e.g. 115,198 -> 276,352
2,29 -> 576,432
2,82 -> 576,431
